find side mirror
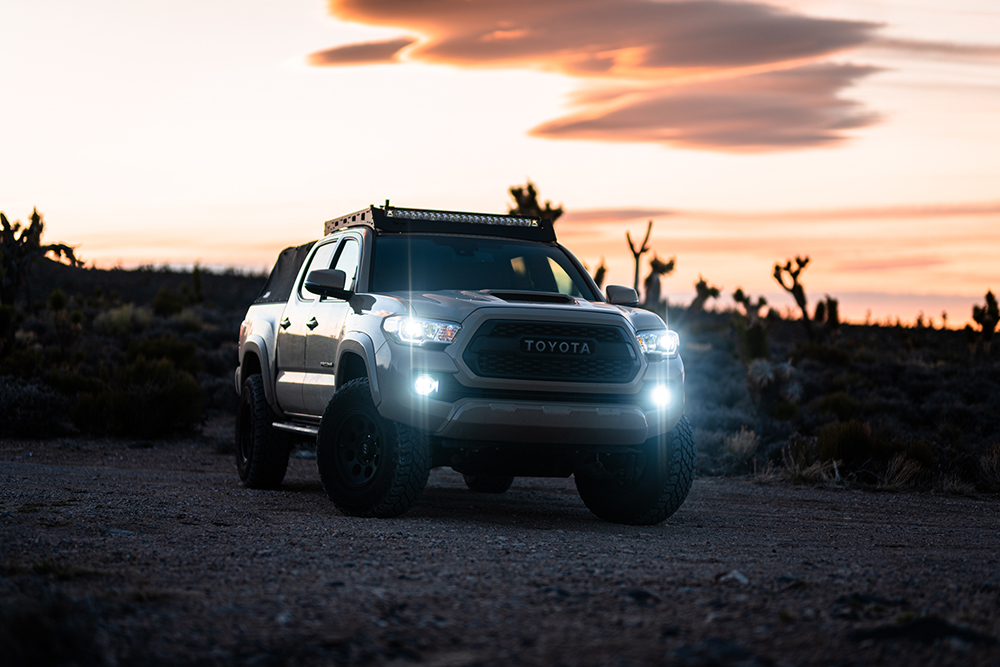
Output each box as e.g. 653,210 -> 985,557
606,285 -> 639,306
304,269 -> 352,300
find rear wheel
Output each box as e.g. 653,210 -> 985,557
317,378 -> 431,517
575,416 -> 695,525
236,374 -> 290,489
463,474 -> 515,494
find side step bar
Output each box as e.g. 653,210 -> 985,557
272,422 -> 320,437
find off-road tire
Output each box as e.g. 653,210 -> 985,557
575,416 -> 695,525
463,474 -> 515,494
236,374 -> 290,489
317,378 -> 431,518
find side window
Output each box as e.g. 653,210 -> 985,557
298,241 -> 339,300
332,238 -> 361,293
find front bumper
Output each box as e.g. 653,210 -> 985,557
435,399 -> 673,445
373,318 -> 684,446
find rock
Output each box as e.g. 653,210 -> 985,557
716,570 -> 750,585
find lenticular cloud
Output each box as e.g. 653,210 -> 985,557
311,0 -> 884,151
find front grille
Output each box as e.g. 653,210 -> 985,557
488,321 -> 623,343
463,319 -> 639,383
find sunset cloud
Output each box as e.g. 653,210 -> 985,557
872,37 -> 1000,60
531,64 -> 881,150
308,37 -> 415,66
312,0 -> 884,151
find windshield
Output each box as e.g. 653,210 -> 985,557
371,235 -> 598,299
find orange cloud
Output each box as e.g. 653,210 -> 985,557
308,37 -> 415,65
321,0 -> 876,75
531,64 -> 880,150
313,0 -> 884,150
871,37 -> 1000,60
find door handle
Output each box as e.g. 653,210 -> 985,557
280,318 -> 291,329
306,317 -> 319,330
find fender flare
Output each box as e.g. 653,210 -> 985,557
339,332 -> 381,405
238,335 -> 277,410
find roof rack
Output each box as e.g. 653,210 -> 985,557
324,202 -> 556,242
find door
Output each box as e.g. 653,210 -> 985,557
303,236 -> 362,415
273,239 -> 340,416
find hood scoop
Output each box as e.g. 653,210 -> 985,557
482,290 -> 577,305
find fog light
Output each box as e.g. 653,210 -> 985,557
652,385 -> 671,407
414,374 -> 439,396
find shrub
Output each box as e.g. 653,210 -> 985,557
791,341 -> 851,367
0,347 -> 45,379
815,419 -> 933,485
724,427 -> 759,462
72,358 -> 203,437
151,287 -> 184,317
47,289 -> 67,312
93,305 -> 151,337
0,376 -> 70,437
979,443 -> 1000,492
127,335 -> 199,372
808,391 -> 859,421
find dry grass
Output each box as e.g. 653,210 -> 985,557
754,445 -> 842,485
978,443 -> 1000,492
935,475 -> 978,497
877,454 -> 929,490
724,427 -> 759,461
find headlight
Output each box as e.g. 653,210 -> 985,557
637,330 -> 679,357
383,316 -> 461,345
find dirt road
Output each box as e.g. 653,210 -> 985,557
2,434 -> 999,666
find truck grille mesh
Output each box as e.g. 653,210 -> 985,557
463,320 -> 638,383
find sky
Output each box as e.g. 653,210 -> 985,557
2,0 -> 998,325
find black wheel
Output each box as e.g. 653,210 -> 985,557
317,378 -> 431,517
463,474 -> 515,494
575,416 -> 695,525
236,374 -> 290,489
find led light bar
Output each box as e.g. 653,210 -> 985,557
323,203 -> 557,242
386,208 -> 540,228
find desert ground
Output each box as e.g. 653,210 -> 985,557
2,422 -> 999,667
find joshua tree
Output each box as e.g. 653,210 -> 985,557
689,275 -> 721,315
972,290 -> 999,354
627,220 -> 653,294
733,288 -> 767,325
773,256 -> 814,340
508,180 -> 563,223
642,254 -> 675,311
814,300 -> 826,323
732,288 -> 770,362
814,295 -> 840,336
825,296 -> 840,335
0,209 -> 81,308
592,259 -> 607,289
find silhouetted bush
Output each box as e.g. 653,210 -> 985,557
151,287 -> 184,317
127,335 -> 199,373
72,358 -> 203,437
93,305 -> 151,337
792,341 -> 850,367
0,347 -> 45,380
0,376 -> 70,437
815,419 -> 933,484
808,391 -> 859,422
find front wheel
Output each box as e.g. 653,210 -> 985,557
236,374 -> 290,489
575,416 -> 696,525
317,378 -> 431,518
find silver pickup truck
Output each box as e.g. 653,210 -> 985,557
235,204 -> 693,524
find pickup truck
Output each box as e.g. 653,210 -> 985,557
235,203 -> 693,525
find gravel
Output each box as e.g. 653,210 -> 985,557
2,427 -> 999,666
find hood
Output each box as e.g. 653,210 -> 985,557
371,290 -> 668,332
